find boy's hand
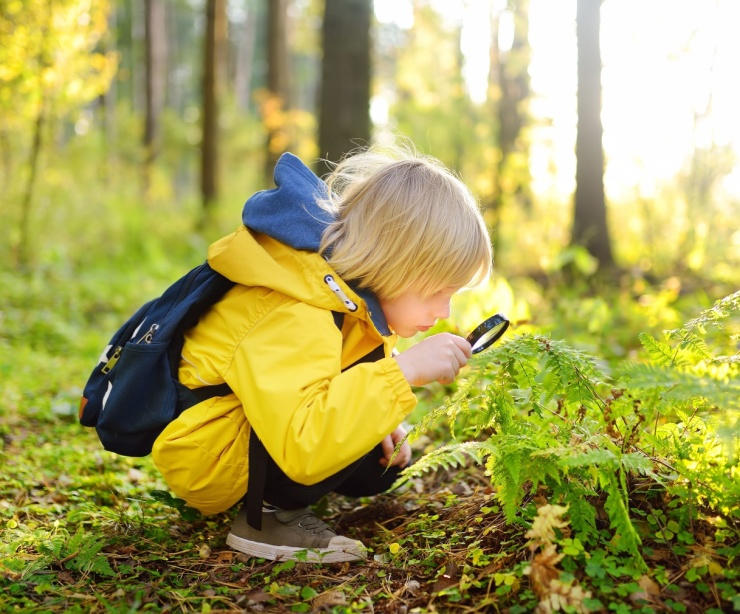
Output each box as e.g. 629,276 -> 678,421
379,425 -> 411,468
393,333 -> 472,386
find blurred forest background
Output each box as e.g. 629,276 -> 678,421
2,0 -> 740,287
2,2 -> 739,611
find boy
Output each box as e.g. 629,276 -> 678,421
151,144 -> 492,562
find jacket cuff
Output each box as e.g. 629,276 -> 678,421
378,357 -> 417,411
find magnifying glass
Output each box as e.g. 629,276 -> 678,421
466,313 -> 510,354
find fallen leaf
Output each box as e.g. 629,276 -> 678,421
313,590 -> 346,609
638,575 -> 660,596
128,468 -> 145,483
245,588 -> 271,603
432,561 -> 460,593
198,543 -> 212,559
527,545 -> 563,600
215,550 -> 236,563
629,574 -> 661,603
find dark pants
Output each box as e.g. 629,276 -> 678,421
260,442 -> 404,510
246,343 -> 399,523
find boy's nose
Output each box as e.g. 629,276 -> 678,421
434,301 -> 451,320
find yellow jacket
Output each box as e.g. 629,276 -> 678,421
152,155 -> 417,515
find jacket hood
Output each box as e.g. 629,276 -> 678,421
208,153 -> 390,335
242,153 -> 331,253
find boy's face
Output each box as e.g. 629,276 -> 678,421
379,288 -> 455,338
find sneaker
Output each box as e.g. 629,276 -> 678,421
226,506 -> 367,563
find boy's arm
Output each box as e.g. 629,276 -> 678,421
224,301 -> 417,485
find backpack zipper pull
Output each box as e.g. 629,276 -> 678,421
101,346 -> 122,374
137,323 -> 160,344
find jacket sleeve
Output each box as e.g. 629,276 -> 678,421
223,299 -> 417,485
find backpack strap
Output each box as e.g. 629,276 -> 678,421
175,380 -> 233,414
246,310 -> 346,530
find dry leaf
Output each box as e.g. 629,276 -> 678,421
198,543 -> 212,559
215,550 -> 236,564
245,588 -> 271,604
525,504 -> 570,549
127,468 -> 145,483
629,574 -> 660,603
313,590 -> 347,610
527,544 -> 563,600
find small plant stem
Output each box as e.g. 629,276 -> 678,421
646,506 -> 682,568
58,550 -> 81,565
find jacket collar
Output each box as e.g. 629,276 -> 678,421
242,153 -> 391,336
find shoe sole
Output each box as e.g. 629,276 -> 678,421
226,532 -> 366,563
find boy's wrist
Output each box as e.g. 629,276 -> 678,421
393,354 -> 417,386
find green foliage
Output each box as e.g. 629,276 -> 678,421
3,521 -> 114,581
0,0 -> 115,125
403,290 -> 740,604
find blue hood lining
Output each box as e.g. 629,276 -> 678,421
242,153 -> 390,336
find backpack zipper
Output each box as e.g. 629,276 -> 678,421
101,346 -> 122,374
100,322 -> 159,374
137,323 -> 160,344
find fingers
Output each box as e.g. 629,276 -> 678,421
379,427 -> 411,468
380,434 -> 394,460
394,333 -> 473,386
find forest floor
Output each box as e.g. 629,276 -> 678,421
1,410 -> 736,613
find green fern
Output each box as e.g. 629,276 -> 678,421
639,332 -> 691,367
618,361 -> 740,410
393,440 -> 489,489
602,470 -> 644,565
63,525 -> 115,577
664,289 -> 740,365
403,293 -> 738,568
667,289 -> 740,336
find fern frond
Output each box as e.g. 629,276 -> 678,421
408,394 -> 475,442
602,470 -> 645,569
639,333 -> 690,368
63,526 -> 115,577
559,483 -> 598,541
559,448 -> 618,468
670,330 -> 713,360
666,290 -> 740,338
618,362 -> 740,409
535,337 -> 610,418
393,440 -> 490,489
619,451 -> 653,475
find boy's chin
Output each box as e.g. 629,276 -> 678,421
396,329 -> 421,339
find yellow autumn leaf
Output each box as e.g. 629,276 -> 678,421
708,561 -> 723,575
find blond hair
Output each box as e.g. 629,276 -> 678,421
318,144 -> 492,300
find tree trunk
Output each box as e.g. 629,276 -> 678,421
487,2 -> 532,251
234,3 -> 257,112
18,103 -> 45,270
100,2 -> 117,183
17,2 -> 52,270
316,0 -> 372,178
200,0 -> 226,219
144,0 -> 167,196
572,0 -> 614,268
264,0 -> 291,185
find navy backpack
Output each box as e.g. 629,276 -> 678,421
79,262 -> 234,457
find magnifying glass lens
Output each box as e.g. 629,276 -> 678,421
466,313 -> 510,354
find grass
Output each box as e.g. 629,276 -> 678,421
1,261 -> 738,613
3,412 -> 737,612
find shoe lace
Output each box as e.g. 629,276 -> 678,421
292,512 -> 331,536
